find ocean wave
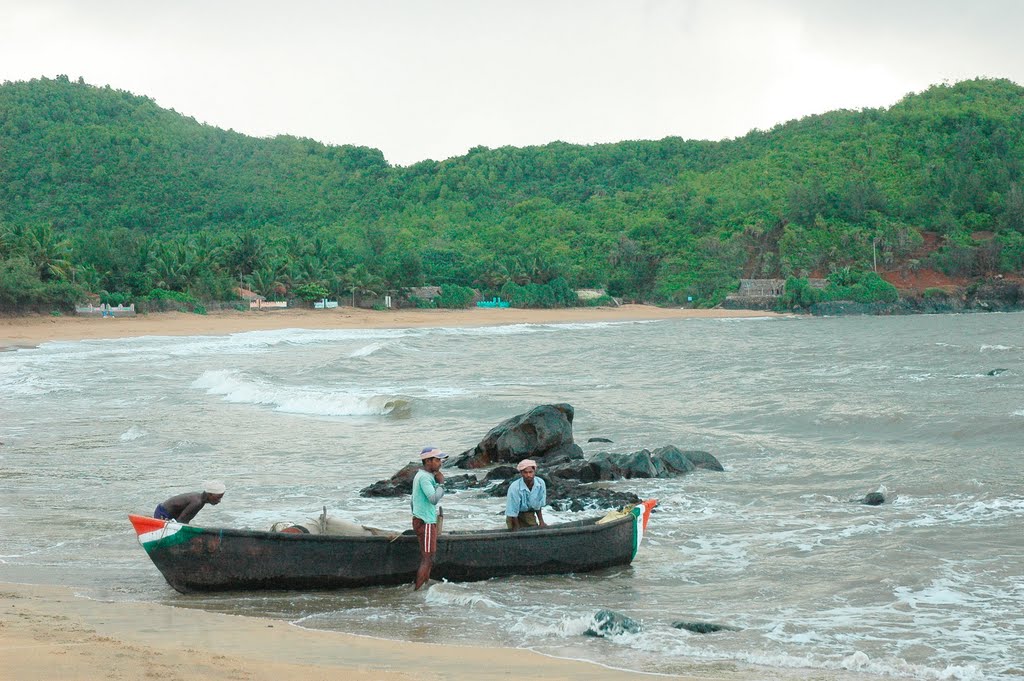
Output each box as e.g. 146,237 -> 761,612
897,495 -> 1024,528
980,344 -> 1014,352
423,582 -> 504,609
118,425 -> 147,442
348,341 -> 387,358
509,612 -> 594,638
191,369 -> 411,416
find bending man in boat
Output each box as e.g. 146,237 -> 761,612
411,447 -> 447,590
153,481 -> 225,524
506,459 -> 546,531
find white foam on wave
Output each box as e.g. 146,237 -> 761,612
423,582 -> 504,609
894,578 -> 979,609
980,344 -> 1014,352
118,425 -> 147,442
348,342 -> 386,358
509,612 -> 594,638
906,495 -> 1024,527
191,369 -> 410,416
619,625 -> 990,681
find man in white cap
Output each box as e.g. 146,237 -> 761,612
153,481 -> 226,524
411,446 -> 447,590
506,459 -> 546,531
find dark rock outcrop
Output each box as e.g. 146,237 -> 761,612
584,609 -> 643,637
484,465 -> 518,481
359,462 -> 420,497
587,437 -> 613,443
672,621 -> 741,634
547,485 -> 641,512
451,403 -> 578,469
359,404 -> 723,509
987,368 -> 1008,376
860,492 -> 885,506
674,448 -> 725,472
966,280 -> 1024,312
651,446 -> 697,475
360,461 -> 476,496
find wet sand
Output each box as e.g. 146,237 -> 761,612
0,582 -> 730,681
0,305 -> 779,349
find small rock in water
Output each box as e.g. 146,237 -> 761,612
584,609 -> 642,637
672,621 -> 741,634
861,492 -> 885,506
588,437 -> 614,443
987,368 -> 1007,376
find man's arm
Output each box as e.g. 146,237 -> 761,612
505,480 -> 522,530
176,498 -> 204,524
426,479 -> 445,505
534,479 -> 547,527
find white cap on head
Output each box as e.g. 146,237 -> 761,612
516,459 -> 538,471
204,480 -> 226,495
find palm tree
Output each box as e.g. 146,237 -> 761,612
246,268 -> 286,300
339,264 -> 382,306
13,223 -> 74,281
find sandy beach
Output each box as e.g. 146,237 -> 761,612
0,582 -> 733,681
0,304 -> 778,350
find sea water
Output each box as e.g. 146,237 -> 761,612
1,313 -> 1022,680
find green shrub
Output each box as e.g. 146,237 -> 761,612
437,284 -> 476,308
778,277 -> 823,309
780,270 -> 898,309
146,288 -> 199,304
582,294 -> 617,307
923,287 -> 949,299
499,277 -> 578,308
293,283 -> 330,302
100,290 -> 133,306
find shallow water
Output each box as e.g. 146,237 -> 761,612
1,313 -> 1022,680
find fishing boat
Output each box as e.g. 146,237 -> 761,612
128,499 -> 657,593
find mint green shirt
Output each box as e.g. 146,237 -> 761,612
411,469 -> 445,523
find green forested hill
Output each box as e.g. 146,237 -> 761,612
2,75 -> 1023,312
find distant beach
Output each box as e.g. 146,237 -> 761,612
0,305 -> 780,349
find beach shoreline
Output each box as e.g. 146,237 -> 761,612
0,305 -> 780,349
0,581 -> 730,681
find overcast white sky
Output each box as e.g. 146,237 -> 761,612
3,0 -> 1023,166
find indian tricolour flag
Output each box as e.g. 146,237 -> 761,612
630,499 -> 658,559
128,514 -> 195,552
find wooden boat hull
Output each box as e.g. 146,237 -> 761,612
129,500 -> 656,593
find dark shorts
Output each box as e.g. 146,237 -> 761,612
506,510 -> 539,530
412,517 -> 437,555
154,504 -> 172,520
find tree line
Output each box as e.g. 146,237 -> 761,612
2,75 -> 1024,313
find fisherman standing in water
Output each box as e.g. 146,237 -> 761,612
411,447 -> 446,590
154,481 -> 226,524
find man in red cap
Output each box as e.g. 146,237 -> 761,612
505,459 -> 547,531
411,446 -> 447,589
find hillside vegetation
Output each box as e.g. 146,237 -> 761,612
2,75 -> 1024,312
